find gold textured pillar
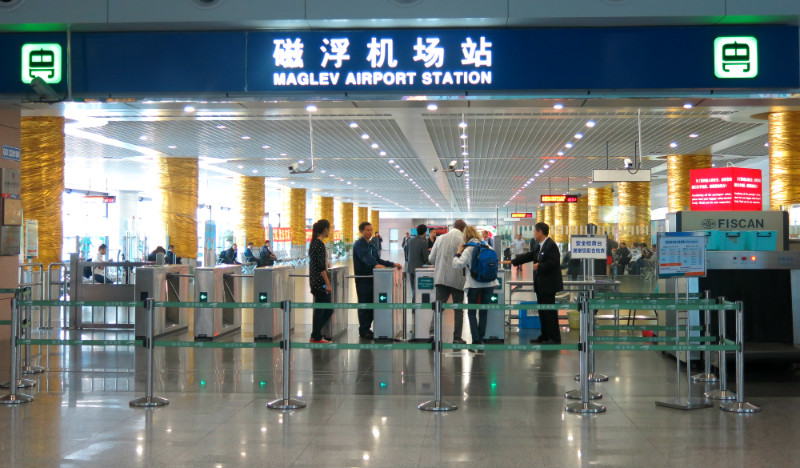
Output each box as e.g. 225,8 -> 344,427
289,188 -> 306,246
618,182 -> 651,245
370,210 -> 380,235
281,187 -> 292,227
21,117 -> 64,265
667,154 -> 712,212
235,176 -> 265,246
569,195 -> 589,236
340,202 -> 354,242
314,195 -> 334,242
157,157 -> 198,259
768,112 -> 800,210
536,208 -> 544,224
553,203 -> 569,243
543,205 -> 554,231
589,185 -> 615,237
357,206 -> 369,240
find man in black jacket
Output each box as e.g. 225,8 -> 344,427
509,222 -> 564,344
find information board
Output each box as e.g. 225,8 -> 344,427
203,220 -> 216,266
656,232 -> 706,278
570,235 -> 608,259
24,219 -> 37,258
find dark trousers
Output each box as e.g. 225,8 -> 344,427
435,285 -> 464,340
536,292 -> 560,343
93,274 -> 112,284
311,290 -> 334,340
466,287 -> 493,344
355,279 -> 374,334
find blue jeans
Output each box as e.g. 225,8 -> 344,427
466,287 -> 493,344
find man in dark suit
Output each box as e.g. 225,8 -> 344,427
509,222 -> 564,344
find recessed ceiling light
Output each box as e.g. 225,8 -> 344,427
586,120 -> 596,128
139,135 -> 147,141
553,103 -> 564,110
379,151 -> 387,156
689,133 -> 698,138
168,145 -> 177,149
460,134 -> 468,140
764,142 -> 769,147
251,169 -> 258,173
349,122 -> 359,128
549,159 -> 555,163
388,159 -> 394,163
427,103 -> 438,111
544,164 -> 550,169
237,165 -> 243,169
394,165 -> 400,168
262,145 -> 271,149
459,121 -> 468,128
371,143 -> 379,149
683,103 -> 693,109
669,142 -> 678,148
361,133 -> 369,140
462,151 -> 468,156
305,104 -> 318,112
183,105 -> 196,113
241,136 -> 251,140
575,133 -> 583,139
216,125 -> 226,129
565,143 -> 573,148
463,159 -> 469,163
298,160 -> 304,164
290,182 -> 295,185
557,151 -> 564,156
280,153 -> 287,156
320,170 -> 326,173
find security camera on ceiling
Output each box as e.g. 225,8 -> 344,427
288,163 -> 299,172
623,158 -> 634,169
30,76 -> 60,101
448,160 -> 457,170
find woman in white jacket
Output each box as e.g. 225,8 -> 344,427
452,225 -> 499,346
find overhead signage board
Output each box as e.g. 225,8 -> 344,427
592,169 -> 652,183
540,195 -> 579,203
510,213 -> 532,218
570,235 -> 607,260
0,26 -> 797,96
689,167 -> 762,211
656,232 -> 706,279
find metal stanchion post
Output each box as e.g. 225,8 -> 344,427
693,290 -> 718,382
402,273 -> 408,341
566,297 -> 602,401
567,295 -> 605,414
21,299 -> 45,375
575,290 -> 607,382
706,296 -> 736,401
268,300 -> 306,410
720,301 -> 760,413
130,298 -> 169,407
420,301 -> 457,411
0,291 -> 33,404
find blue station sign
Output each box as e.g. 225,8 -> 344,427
0,25 -> 796,96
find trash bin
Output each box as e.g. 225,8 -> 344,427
567,309 -> 580,330
518,301 -> 540,329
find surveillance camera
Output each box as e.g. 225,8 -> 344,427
432,167 -> 439,173
288,163 -> 299,172
30,77 -> 60,101
448,160 -> 457,170
623,158 -> 633,169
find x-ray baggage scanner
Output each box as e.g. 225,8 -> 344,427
134,264 -> 191,339
194,265 -> 243,340
253,265 -> 293,341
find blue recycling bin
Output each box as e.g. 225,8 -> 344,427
518,301 -> 541,329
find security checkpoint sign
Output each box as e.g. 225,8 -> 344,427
570,235 -> 607,260
656,232 -> 706,279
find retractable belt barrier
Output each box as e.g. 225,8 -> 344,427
0,293 -> 760,414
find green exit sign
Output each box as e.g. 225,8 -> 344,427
714,37 -> 758,79
21,43 -> 62,84
199,292 -> 208,302
378,293 -> 388,303
259,292 -> 268,302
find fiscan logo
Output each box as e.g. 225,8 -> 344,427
717,218 -> 765,229
701,219 -> 716,229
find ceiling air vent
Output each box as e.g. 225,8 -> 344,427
188,0 -> 225,8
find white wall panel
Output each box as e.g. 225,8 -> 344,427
508,0 -> 726,27
306,0 -> 508,28
107,0 -> 306,28
0,0 -> 108,26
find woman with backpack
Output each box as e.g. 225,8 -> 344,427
452,225 -> 499,350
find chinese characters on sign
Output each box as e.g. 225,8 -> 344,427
656,232 -> 706,278
271,35 -> 493,88
569,236 -> 608,260
689,167 -> 762,211
540,194 -> 579,203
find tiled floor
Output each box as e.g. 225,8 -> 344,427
1,250 -> 799,467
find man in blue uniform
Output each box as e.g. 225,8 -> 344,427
352,221 -> 402,339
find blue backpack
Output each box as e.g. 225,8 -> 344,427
465,242 -> 498,282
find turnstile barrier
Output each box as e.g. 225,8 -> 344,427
134,265 -> 191,339
253,265 -> 293,341
194,265 -> 243,340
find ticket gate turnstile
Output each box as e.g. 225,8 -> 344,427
410,267 -> 436,341
253,265 -> 293,341
484,270 -> 507,343
194,265 -> 243,340
323,265 -> 349,339
134,265 -> 191,339
373,268 -> 404,342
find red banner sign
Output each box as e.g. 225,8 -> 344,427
690,167 -> 762,211
273,227 -> 292,242
332,230 -> 341,242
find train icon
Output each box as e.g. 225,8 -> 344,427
21,43 -> 63,84
714,36 -> 758,79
